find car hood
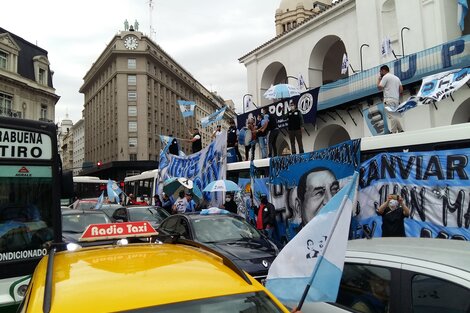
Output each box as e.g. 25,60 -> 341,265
207,238 -> 277,277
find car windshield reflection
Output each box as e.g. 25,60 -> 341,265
192,216 -> 261,243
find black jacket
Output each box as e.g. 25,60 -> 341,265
256,202 -> 276,228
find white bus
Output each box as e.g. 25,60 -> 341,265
72,176 -> 108,200
124,169 -> 159,204
227,123 -> 470,180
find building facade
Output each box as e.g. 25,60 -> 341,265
80,28 -> 234,180
240,0 -> 470,154
0,27 -> 58,122
72,119 -> 85,176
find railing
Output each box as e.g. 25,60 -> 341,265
0,109 -> 22,118
39,117 -> 54,123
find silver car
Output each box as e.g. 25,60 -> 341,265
298,238 -> 470,313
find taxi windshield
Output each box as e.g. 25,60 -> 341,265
118,292 -> 284,312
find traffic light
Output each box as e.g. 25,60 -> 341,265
97,161 -> 103,168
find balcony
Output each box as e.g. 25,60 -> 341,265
39,117 -> 54,123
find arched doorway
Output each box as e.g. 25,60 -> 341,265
260,62 -> 287,106
313,124 -> 351,151
308,35 -> 348,88
451,98 -> 470,124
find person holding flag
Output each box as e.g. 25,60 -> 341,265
265,172 -> 359,310
187,128 -> 202,153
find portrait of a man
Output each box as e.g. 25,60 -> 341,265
297,167 -> 340,225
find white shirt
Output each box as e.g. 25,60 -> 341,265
379,73 -> 401,103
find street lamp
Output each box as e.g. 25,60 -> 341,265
242,94 -> 257,113
360,44 -> 369,72
401,26 -> 410,57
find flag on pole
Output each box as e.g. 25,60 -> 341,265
95,191 -> 104,209
298,74 -> 306,90
265,172 -> 359,305
340,53 -> 349,75
107,179 -> 123,203
458,0 -> 468,31
177,100 -> 196,118
381,37 -> 392,57
201,106 -> 227,128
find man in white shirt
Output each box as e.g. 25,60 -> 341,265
377,65 -> 404,133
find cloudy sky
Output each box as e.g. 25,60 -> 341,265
3,0 -> 280,123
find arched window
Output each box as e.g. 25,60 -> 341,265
382,0 -> 399,43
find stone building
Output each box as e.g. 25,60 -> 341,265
0,27 -> 58,122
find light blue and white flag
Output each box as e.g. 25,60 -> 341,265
458,0 -> 468,31
201,106 -> 226,128
177,100 -> 196,118
266,172 -> 358,305
107,179 -> 123,203
95,191 -> 104,209
298,73 -> 306,90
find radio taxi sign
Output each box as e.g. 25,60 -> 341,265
80,221 -> 158,241
0,127 -> 52,159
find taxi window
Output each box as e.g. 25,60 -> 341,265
118,291 -> 284,312
411,274 -> 470,313
161,216 -> 179,231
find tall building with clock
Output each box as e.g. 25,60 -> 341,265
80,27 -> 234,180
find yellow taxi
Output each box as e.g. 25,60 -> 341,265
18,221 -> 289,312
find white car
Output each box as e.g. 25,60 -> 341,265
300,238 -> 470,313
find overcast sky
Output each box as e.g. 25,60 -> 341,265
3,0 -> 280,123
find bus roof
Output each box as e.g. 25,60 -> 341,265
360,122 -> 470,153
124,169 -> 159,182
226,158 -> 270,171
73,176 -> 108,184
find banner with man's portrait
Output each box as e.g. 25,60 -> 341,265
268,140 -> 361,240
353,148 -> 470,240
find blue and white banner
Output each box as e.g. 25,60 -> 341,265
363,103 -> 390,136
201,106 -> 226,128
355,148 -> 470,239
158,132 -> 227,206
266,172 -> 358,304
177,100 -> 196,118
107,179 -> 123,203
417,67 -> 470,102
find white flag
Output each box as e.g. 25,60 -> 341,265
381,37 -> 392,57
244,95 -> 253,110
341,53 -> 349,74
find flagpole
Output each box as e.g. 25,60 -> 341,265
296,172 -> 358,310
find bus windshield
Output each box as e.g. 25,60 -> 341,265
0,165 -> 53,256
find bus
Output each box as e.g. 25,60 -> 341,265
227,123 -> 470,179
124,169 -> 159,204
0,117 -> 72,311
72,176 -> 108,200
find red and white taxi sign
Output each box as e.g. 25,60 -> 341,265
79,221 -> 158,242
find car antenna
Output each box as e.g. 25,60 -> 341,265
43,247 -> 56,313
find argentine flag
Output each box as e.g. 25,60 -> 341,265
201,106 -> 226,128
107,179 -> 123,203
177,100 -> 196,118
95,191 -> 104,210
266,172 -> 358,305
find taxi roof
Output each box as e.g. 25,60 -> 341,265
28,243 -> 270,312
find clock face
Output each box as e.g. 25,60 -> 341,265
124,36 -> 139,50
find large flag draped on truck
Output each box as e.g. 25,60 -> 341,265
266,172 -> 358,305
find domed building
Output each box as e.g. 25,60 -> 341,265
275,0 -> 332,35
